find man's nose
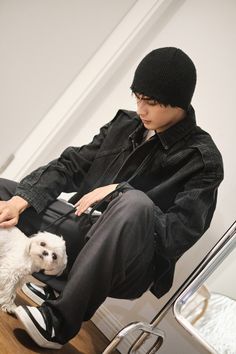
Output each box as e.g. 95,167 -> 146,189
136,100 -> 148,116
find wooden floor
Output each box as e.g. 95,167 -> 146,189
0,284 -> 119,354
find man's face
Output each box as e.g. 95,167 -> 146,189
134,93 -> 185,132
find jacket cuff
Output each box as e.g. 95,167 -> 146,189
15,188 -> 50,214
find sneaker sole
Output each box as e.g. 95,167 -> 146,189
15,306 -> 62,349
21,284 -> 44,305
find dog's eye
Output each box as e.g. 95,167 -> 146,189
52,253 -> 57,260
40,242 -> 46,247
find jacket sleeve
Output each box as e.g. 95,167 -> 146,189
15,121 -> 112,213
117,169 -> 223,260
152,171 -> 223,259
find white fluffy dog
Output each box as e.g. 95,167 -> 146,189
0,227 -> 67,313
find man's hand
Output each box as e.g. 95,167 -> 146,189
74,184 -> 118,216
0,196 -> 29,228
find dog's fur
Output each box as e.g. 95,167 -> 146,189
0,227 -> 67,313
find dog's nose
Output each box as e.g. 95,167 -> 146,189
52,252 -> 57,260
42,250 -> 49,256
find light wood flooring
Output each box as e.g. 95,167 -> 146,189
0,282 -> 120,354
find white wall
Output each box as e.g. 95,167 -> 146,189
0,0 -> 136,170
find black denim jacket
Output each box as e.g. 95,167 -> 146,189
16,107 -> 224,297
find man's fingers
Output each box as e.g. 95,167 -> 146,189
75,192 -> 100,215
74,185 -> 118,216
0,218 -> 18,228
75,199 -> 94,216
0,210 -> 9,223
0,206 -> 18,226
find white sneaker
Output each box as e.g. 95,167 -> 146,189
21,283 -> 59,305
15,305 -> 62,349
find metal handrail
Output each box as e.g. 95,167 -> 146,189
102,322 -> 164,354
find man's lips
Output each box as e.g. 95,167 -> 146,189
141,118 -> 151,124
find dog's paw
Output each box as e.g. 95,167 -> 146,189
1,303 -> 17,314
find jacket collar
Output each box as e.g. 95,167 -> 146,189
129,120 -> 146,146
129,106 -> 196,150
157,106 -> 196,150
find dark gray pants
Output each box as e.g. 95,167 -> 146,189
0,178 -> 155,343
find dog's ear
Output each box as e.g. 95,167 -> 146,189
58,235 -> 66,244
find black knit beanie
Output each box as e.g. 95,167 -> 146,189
131,47 -> 196,110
